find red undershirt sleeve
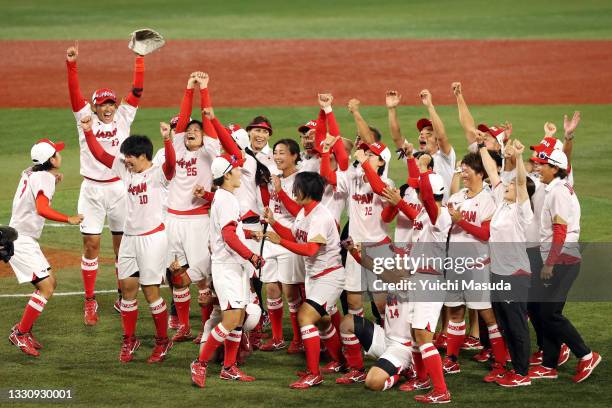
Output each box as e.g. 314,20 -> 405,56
407,157 -> 420,180
125,56 -> 145,107
546,223 -> 568,266
212,117 -> 242,158
419,172 -> 439,224
320,151 -> 337,186
221,222 -> 254,260
162,138 -> 176,180
362,161 -> 386,196
35,192 -> 69,223
279,239 -> 320,257
175,88 -> 194,134
200,88 -> 217,138
396,199 -> 419,220
66,60 -> 87,112
456,219 -> 491,241
278,190 -> 302,217
381,204 -> 399,223
271,221 -> 296,241
84,129 -> 115,168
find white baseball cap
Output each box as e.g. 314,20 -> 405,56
31,139 -> 65,164
534,149 -> 568,170
211,154 -> 240,179
428,173 -> 445,195
358,141 -> 392,163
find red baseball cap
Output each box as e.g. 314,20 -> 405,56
298,120 -> 318,134
416,118 -> 432,131
92,88 -> 117,106
246,120 -> 273,135
358,141 -> 391,163
478,123 -> 508,144
530,136 -> 563,152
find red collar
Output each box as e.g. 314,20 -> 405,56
304,200 -> 319,216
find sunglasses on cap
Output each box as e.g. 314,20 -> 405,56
536,151 -> 563,166
222,155 -> 239,175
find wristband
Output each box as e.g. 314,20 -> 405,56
477,143 -> 486,149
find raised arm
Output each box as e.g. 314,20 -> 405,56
160,122 -> 176,180
175,73 -> 197,133
65,43 -> 87,112
272,175 -> 302,217
513,140 -> 529,204
348,99 -> 375,144
421,90 -> 452,155
320,94 -> 349,171
417,155 -> 439,224
124,54 -> 145,107
452,82 -> 477,146
385,90 -> 404,149
81,116 -> 115,168
477,130 -> 501,187
563,111 -> 580,167
355,149 -> 386,196
319,134 -> 340,186
204,107 -> 242,160
195,72 -> 217,138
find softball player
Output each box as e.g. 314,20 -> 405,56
8,139 -> 83,357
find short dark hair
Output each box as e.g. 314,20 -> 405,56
251,115 -> 271,128
413,151 -> 435,170
489,150 -> 503,168
273,139 -> 301,165
554,167 -> 568,179
186,120 -> 203,131
212,176 -> 225,187
120,135 -> 153,161
293,172 -> 326,202
32,154 -> 55,172
461,152 -> 485,178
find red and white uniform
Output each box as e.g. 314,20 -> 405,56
152,149 -> 169,216
432,148 -> 456,203
298,156 -> 347,226
209,188 -> 250,310
8,169 -> 56,283
165,134 -> 220,281
394,189 -> 422,244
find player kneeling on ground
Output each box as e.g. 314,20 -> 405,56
190,154 -> 264,388
8,139 -> 83,356
82,117 -> 176,363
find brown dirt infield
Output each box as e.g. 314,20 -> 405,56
1,39 -> 611,108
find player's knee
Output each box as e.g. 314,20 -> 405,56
339,314 -> 355,334
364,371 -> 385,391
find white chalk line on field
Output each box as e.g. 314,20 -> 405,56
0,286 -> 169,298
46,223 -> 108,228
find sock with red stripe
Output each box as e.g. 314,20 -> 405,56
288,299 -> 302,343
120,299 -> 138,337
341,332 -> 363,369
301,324 -> 321,375
224,327 -> 242,367
81,256 -> 98,299
383,374 -> 400,391
445,320 -> 465,360
420,343 -> 448,393
412,346 -> 428,381
149,298 -> 168,339
267,297 -> 284,342
488,324 -> 508,365
320,324 -> 342,362
17,291 -> 47,333
201,303 -> 213,327
329,304 -> 341,333
199,323 -> 229,363
173,287 -> 191,328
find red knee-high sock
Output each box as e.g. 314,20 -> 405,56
341,332 -> 364,369
201,303 -> 213,328
412,346 -> 428,381
488,324 -> 508,364
320,324 -> 342,362
17,291 -> 47,333
81,256 -> 98,299
224,327 -> 242,367
301,324 -> 321,375
288,299 -> 302,343
120,299 -> 138,337
420,343 -> 448,393
446,320 -> 466,359
267,297 -> 284,341
173,287 -> 191,328
199,323 -> 229,362
329,304 -> 341,333
150,298 -> 168,339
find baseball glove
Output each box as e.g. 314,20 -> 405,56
128,28 -> 165,56
0,225 -> 18,263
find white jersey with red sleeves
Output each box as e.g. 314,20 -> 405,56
433,147 -> 456,203
74,103 -> 137,181
111,156 -> 169,235
448,188 -> 496,259
292,202 -> 342,276
254,144 -> 278,175
234,155 -> 261,219
210,188 -> 247,264
297,155 -> 345,225
411,206 -> 452,274
540,177 -> 581,261
490,182 -> 533,276
395,188 -> 422,243
9,169 -> 57,239
336,166 -> 393,243
167,134 -> 220,214
269,171 -> 298,228
298,155 -> 321,173
383,293 -> 412,344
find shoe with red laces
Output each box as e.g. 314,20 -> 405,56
461,335 -> 483,350
473,348 -> 492,363
434,333 -> 447,350
336,368 -> 366,384
414,389 -> 451,404
322,360 -> 345,374
258,338 -> 286,351
190,360 -> 207,388
290,372 -> 324,389
119,336 -> 140,363
483,362 -> 507,383
148,337 -> 172,363
528,365 -> 558,379
401,365 -> 417,380
572,352 -> 602,383
83,298 -> 99,326
399,378 -> 431,392
529,350 -> 543,366
193,331 -> 203,344
171,325 -> 193,342
11,325 -> 42,349
9,326 -> 39,357
113,298 -> 122,314
442,357 -> 460,374
220,364 -> 255,382
168,315 -> 180,330
496,370 -> 531,387
287,339 -> 304,354
558,343 -> 570,366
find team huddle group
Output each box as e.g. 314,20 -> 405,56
5,47 -> 602,404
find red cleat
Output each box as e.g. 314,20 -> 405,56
290,372 -> 324,389
461,335 -> 483,350
113,298 -> 122,314
528,365 -> 558,379
190,360 -> 207,388
168,315 -> 180,330
220,365 -> 255,382
321,360 -> 345,374
558,343 -> 570,366
193,331 -> 203,344
11,325 -> 41,349
529,350 -> 543,366
483,362 -> 507,383
433,333 -> 447,350
84,298 -> 99,326
287,339 -> 304,354
399,378 -> 432,392
401,365 -> 417,380
336,368 -> 366,384
442,357 -> 460,374
171,325 -> 193,342
148,337 -> 172,363
572,352 -> 602,383
9,327 -> 39,357
496,370 -> 531,387
258,338 -> 286,351
119,336 -> 140,363
473,348 -> 492,363
414,389 -> 451,404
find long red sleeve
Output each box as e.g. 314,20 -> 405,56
176,88 -> 194,133
66,60 -> 86,112
314,109 -> 327,154
162,138 -> 176,180
212,117 -> 242,158
125,56 -> 145,107
35,192 -> 69,223
222,222 -> 254,260
407,157 -> 420,179
397,199 -> 419,220
260,185 -> 271,207
457,219 -> 491,241
280,239 -> 321,257
203,191 -> 215,202
546,223 -> 568,266
84,129 -> 115,168
381,204 -> 399,223
271,220 -> 295,241
200,88 -> 217,138
278,190 -> 302,217
419,172 -> 438,224
362,161 -> 386,196
320,151 -> 337,186
327,110 -> 340,136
